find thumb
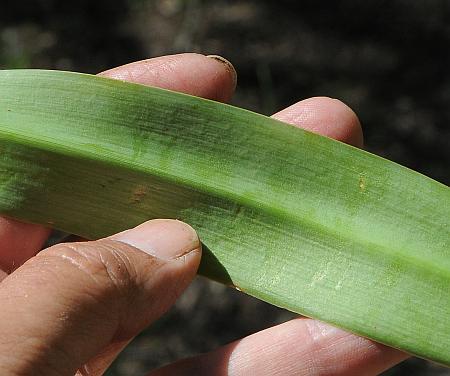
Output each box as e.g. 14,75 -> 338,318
0,219 -> 201,376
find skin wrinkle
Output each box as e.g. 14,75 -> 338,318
34,254 -> 122,337
98,242 -> 139,289
96,245 -> 146,327
40,240 -> 157,340
54,245 -> 105,286
45,240 -> 151,298
44,242 -> 128,294
26,243 -> 136,333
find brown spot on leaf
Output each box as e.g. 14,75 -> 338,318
359,175 -> 366,192
131,184 -> 148,203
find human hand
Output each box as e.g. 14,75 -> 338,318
0,54 -> 408,375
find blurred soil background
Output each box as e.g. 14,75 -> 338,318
1,1 -> 449,375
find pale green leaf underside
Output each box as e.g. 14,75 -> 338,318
0,70 -> 448,365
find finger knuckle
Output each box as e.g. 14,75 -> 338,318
38,240 -> 144,298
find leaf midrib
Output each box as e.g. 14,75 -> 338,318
1,128 -> 448,281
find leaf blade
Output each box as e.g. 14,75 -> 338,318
0,70 -> 449,365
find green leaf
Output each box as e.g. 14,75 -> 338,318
0,70 -> 449,365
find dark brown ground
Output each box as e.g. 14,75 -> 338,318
1,1 -> 449,375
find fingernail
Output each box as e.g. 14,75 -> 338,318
207,54 -> 237,90
110,219 -> 200,260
